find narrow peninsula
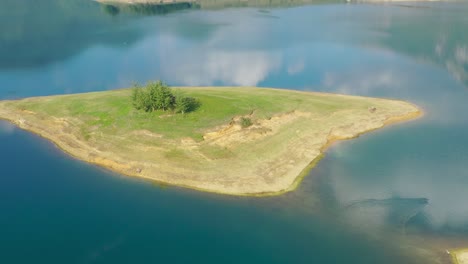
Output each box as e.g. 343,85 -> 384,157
0,87 -> 421,195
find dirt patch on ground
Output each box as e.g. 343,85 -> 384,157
203,110 -> 311,147
130,129 -> 163,138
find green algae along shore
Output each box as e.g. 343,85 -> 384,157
0,87 -> 422,196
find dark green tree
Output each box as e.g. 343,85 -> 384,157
147,81 -> 175,111
132,84 -> 151,112
131,81 -> 199,113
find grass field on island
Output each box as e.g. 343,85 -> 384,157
6,87 -> 350,141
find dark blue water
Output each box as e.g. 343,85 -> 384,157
1,0 -> 468,263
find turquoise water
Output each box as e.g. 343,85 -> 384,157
1,0 -> 468,263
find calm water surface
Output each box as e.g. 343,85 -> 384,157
1,0 -> 468,263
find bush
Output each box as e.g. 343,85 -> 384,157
132,81 -> 199,114
175,95 -> 200,114
132,81 -> 174,112
148,81 -> 175,111
240,117 -> 253,128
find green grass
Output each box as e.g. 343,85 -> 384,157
199,145 -> 235,160
11,87 -> 355,141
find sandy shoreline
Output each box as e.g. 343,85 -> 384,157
266,107 -> 423,196
0,88 -> 423,196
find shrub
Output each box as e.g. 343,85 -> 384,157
240,117 -> 253,128
175,95 -> 200,114
147,81 -> 175,111
131,84 -> 150,111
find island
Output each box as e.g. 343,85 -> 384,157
0,86 -> 421,196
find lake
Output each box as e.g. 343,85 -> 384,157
1,0 -> 467,263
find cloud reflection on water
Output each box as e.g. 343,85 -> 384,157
322,130 -> 468,234
151,12 -> 283,87
160,48 -> 282,86
392,160 -> 468,230
323,70 -> 398,95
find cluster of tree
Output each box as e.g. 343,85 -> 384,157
131,81 -> 200,114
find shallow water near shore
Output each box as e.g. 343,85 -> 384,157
1,0 -> 468,263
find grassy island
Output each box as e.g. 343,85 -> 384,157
0,87 -> 421,195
